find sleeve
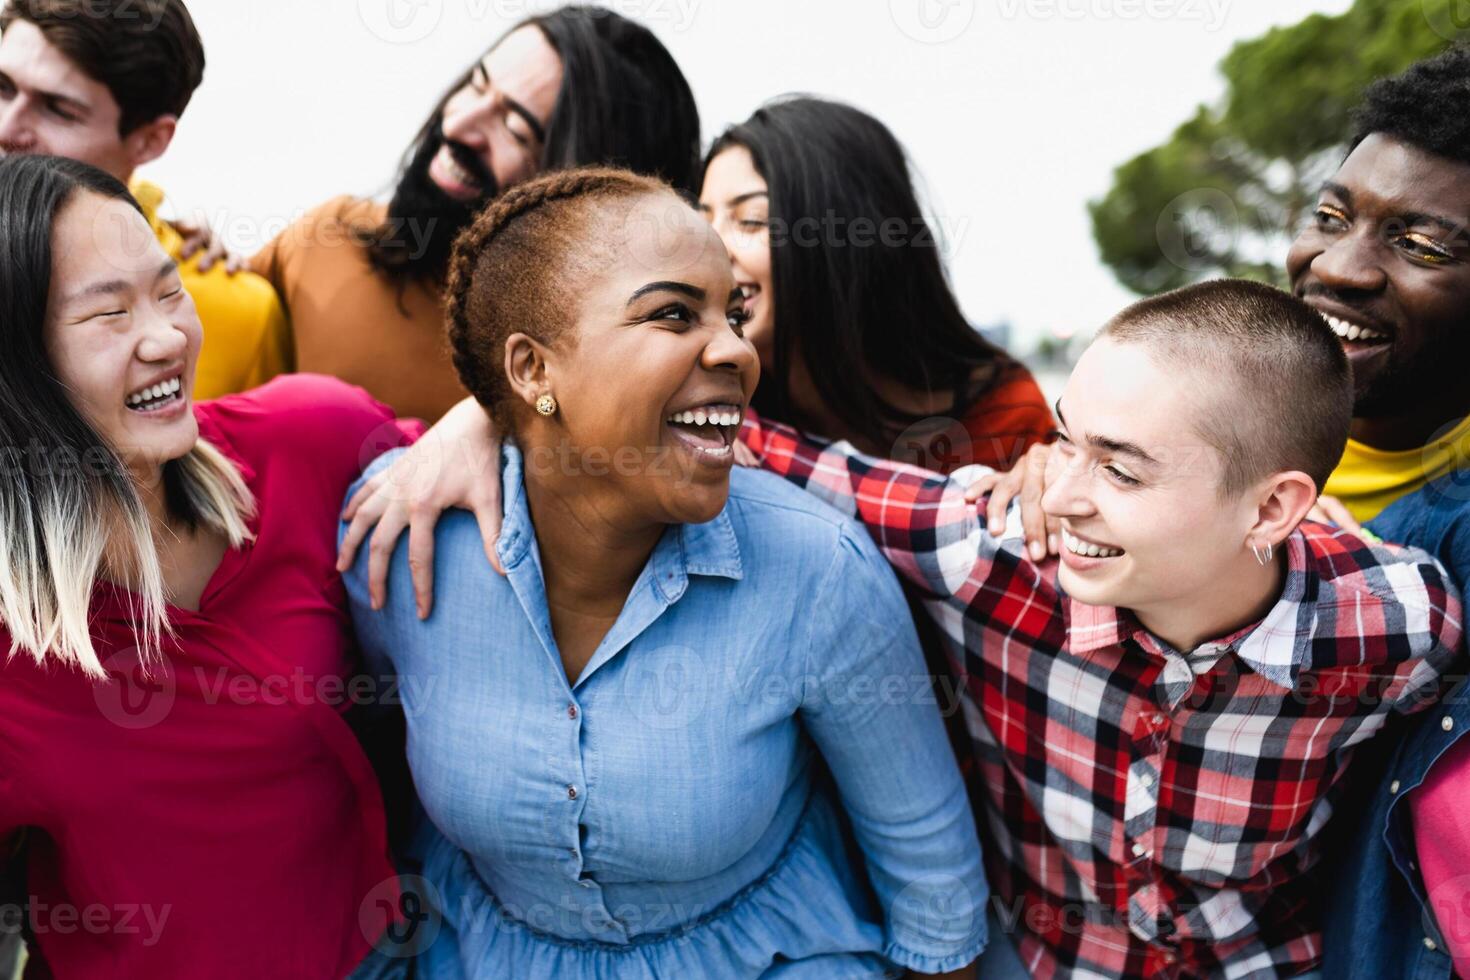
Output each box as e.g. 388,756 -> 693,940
741,410 -> 1008,604
207,374 -> 425,502
798,526 -> 989,972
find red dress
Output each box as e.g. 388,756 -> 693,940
0,375 -> 422,979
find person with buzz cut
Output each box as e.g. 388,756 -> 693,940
0,0 -> 290,400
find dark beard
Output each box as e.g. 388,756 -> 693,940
365,126 -> 499,284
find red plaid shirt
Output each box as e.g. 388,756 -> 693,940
742,415 -> 1464,979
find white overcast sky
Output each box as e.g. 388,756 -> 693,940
148,0 -> 1356,351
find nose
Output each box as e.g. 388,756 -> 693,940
0,98 -> 34,149
135,306 -> 190,365
1039,446 -> 1097,523
701,314 -> 759,381
441,91 -> 492,153
1310,228 -> 1388,295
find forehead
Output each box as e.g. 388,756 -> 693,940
52,191 -> 170,287
0,20 -> 106,99
1062,338 -> 1217,466
1332,133 -> 1470,225
700,145 -> 766,202
592,192 -> 734,294
481,25 -> 562,115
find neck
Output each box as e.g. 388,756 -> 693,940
522,467 -> 663,614
1133,547 -> 1286,654
1350,390 -> 1470,452
131,461 -> 170,533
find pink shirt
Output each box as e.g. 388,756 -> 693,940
1413,733 -> 1470,973
0,375 -> 422,979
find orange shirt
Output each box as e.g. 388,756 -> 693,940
249,197 -> 464,423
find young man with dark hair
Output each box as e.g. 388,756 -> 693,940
0,0 -> 289,399
1288,44 -> 1470,525
1312,45 -> 1470,980
249,5 -> 702,422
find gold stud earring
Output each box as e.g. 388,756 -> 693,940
535,393 -> 558,417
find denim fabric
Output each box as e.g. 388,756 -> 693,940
342,444 -> 988,978
1322,480 -> 1470,980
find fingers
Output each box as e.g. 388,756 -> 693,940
986,475 -> 1020,538
1313,495 -> 1363,536
1019,446 -> 1051,561
337,483 -> 389,572
964,472 -> 999,503
474,504 -> 505,577
366,507 -> 410,612
731,440 -> 761,468
407,506 -> 436,620
342,473 -> 385,523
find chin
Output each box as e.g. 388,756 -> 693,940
666,487 -> 730,526
1056,566 -> 1126,608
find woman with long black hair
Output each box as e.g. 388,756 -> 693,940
699,97 -> 1053,474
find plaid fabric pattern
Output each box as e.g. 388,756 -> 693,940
742,415 -> 1464,978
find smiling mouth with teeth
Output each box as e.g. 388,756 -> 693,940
1319,312 -> 1390,346
664,403 -> 743,459
738,284 -> 760,313
1062,527 -> 1124,559
125,376 -> 184,413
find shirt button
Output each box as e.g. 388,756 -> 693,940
1151,713 -> 1166,726
1443,716 -> 1455,732
567,785 -> 578,800
1390,780 -> 1402,794
1425,936 -> 1438,951
1131,842 -> 1147,858
567,704 -> 578,720
1140,772 -> 1156,789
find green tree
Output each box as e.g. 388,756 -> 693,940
1090,0 -> 1470,296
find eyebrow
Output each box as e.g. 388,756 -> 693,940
477,61 -> 547,144
64,259 -> 178,304
1321,181 -> 1467,235
0,71 -> 91,117
728,191 -> 768,207
628,281 -> 706,305
1055,400 -> 1160,468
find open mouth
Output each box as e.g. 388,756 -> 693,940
125,375 -> 184,414
1316,311 -> 1392,351
664,403 -> 743,461
737,283 -> 761,316
1062,527 -> 1125,560
432,141 -> 493,200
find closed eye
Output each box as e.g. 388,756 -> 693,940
649,303 -> 695,326
1104,464 -> 1140,487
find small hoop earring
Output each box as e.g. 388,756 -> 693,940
535,393 -> 557,417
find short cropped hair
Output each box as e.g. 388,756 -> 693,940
0,0 -> 205,136
1351,44 -> 1470,165
445,166 -> 671,434
1100,279 -> 1352,497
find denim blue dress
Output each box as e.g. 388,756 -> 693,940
342,445 -> 988,979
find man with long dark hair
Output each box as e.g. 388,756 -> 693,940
249,5 -> 700,422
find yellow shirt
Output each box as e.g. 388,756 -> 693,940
131,179 -> 292,400
1324,413 -> 1470,523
